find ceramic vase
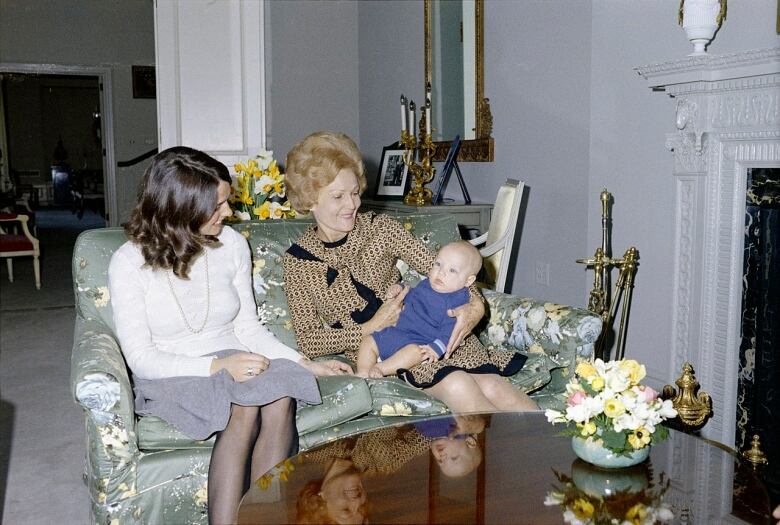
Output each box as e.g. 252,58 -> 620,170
571,436 -> 650,469
570,459 -> 649,498
682,0 -> 720,56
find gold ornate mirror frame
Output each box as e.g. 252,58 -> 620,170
425,0 -> 494,162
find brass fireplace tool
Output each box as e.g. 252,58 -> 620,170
576,189 -> 639,361
400,84 -> 436,206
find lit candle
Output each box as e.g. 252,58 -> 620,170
400,95 -> 408,133
409,100 -> 416,140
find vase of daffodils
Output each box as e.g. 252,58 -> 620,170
545,359 -> 677,469
229,150 -> 296,221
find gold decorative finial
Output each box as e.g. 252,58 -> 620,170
742,435 -> 768,467
662,362 -> 712,429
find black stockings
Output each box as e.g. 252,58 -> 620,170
207,397 -> 297,524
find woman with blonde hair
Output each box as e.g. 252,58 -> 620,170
283,131 -> 537,413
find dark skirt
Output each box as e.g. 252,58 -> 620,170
133,351 -> 321,440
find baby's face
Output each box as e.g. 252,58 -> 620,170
430,436 -> 482,477
428,245 -> 477,293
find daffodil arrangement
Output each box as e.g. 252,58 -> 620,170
544,466 -> 673,525
545,359 -> 678,455
229,150 -> 296,221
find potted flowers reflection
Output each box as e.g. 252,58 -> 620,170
545,359 -> 678,468
545,459 -> 674,525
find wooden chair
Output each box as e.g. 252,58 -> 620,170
469,179 -> 525,293
0,213 -> 41,289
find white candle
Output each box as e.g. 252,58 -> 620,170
425,102 -> 431,136
400,95 -> 408,133
409,100 -> 416,140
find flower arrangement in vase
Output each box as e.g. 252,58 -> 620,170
545,359 -> 677,468
544,460 -> 673,525
228,150 -> 296,221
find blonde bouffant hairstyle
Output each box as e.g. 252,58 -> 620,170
285,131 -> 366,213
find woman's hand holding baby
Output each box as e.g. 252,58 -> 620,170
362,285 -> 410,335
444,295 -> 485,358
210,352 -> 270,382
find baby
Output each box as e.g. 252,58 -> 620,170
356,240 -> 482,379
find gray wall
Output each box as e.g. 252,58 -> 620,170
265,0 -> 360,166
0,0 -> 157,223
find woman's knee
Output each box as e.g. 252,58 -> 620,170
225,404 -> 260,431
260,397 -> 295,421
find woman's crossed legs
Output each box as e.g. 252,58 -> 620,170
208,397 -> 296,525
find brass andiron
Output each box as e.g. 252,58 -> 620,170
576,189 -> 639,361
742,434 -> 769,468
662,362 -> 713,429
399,86 -> 436,206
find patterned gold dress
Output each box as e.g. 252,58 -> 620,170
283,212 -> 526,387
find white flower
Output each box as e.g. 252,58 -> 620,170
657,399 -> 678,419
488,324 -> 507,345
655,504 -> 674,522
255,149 -> 274,170
543,491 -> 564,506
269,201 -> 290,218
255,174 -> 277,195
253,274 -> 269,296
545,409 -> 567,424
76,372 -> 120,425
526,306 -> 546,331
234,210 -> 251,221
576,316 -> 602,344
544,319 -> 562,344
613,413 -> 641,432
508,315 -> 534,349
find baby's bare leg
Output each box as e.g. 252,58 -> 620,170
374,344 -> 433,377
356,336 -> 380,378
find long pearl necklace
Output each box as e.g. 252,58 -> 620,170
166,251 -> 210,334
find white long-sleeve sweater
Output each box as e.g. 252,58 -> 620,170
108,226 -> 303,380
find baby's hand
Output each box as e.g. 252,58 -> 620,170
418,344 -> 439,364
385,283 -> 405,300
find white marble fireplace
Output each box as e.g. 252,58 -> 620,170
636,48 -> 779,520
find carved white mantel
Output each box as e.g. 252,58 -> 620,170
637,48 -> 779,522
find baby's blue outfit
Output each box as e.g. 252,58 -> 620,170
373,278 -> 470,360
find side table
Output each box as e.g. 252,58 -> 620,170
361,200 -> 493,238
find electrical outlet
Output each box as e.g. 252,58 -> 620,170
535,261 -> 550,286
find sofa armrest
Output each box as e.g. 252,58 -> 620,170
479,290 -> 602,396
71,317 -> 140,502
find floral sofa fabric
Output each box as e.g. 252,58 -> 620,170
71,213 -> 601,524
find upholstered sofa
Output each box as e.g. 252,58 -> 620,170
70,212 -> 602,524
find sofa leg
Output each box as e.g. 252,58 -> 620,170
33,256 -> 41,289
5,258 -> 13,283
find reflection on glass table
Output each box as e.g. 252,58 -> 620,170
238,412 -> 771,524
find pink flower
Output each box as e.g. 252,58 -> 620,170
567,390 -> 587,407
636,385 -> 659,403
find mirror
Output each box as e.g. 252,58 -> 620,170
425,0 -> 493,162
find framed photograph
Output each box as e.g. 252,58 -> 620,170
374,145 -> 410,200
132,66 -> 156,99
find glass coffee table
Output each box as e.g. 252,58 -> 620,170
238,412 -> 772,524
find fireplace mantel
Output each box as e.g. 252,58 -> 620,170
636,48 -> 779,522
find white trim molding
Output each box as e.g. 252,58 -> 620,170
638,47 -> 780,522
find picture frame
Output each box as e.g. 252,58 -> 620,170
433,135 -> 470,204
374,145 -> 410,200
132,66 -> 156,99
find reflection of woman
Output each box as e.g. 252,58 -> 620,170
108,147 -> 350,524
283,131 -> 537,413
296,415 -> 488,524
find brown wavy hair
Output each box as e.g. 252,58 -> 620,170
124,146 -> 231,278
285,131 -> 366,214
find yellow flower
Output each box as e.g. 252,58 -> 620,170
627,427 -> 652,449
252,259 -> 266,274
571,498 -> 595,520
247,159 -> 258,171
603,397 -> 625,418
234,162 -> 244,173
528,343 -> 544,354
619,359 -> 646,385
254,201 -> 271,219
589,376 -> 605,392
579,421 -> 597,436
403,222 -> 413,231
575,361 -> 597,379
268,160 -> 280,177
625,503 -> 648,524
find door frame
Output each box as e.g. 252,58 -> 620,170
0,62 -> 117,225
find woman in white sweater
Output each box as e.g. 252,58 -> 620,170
108,147 -> 351,524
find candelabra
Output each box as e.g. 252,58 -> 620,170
399,88 -> 436,206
